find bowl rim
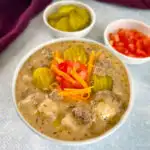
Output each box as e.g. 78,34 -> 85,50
12,37 -> 134,145
104,18 -> 150,61
43,0 -> 96,34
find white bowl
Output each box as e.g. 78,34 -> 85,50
43,0 -> 96,38
12,37 -> 134,145
104,19 -> 150,64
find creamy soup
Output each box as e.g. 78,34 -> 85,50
15,41 -> 130,141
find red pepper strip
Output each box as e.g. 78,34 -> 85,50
51,64 -> 76,84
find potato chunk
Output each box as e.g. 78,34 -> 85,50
94,102 -> 116,120
38,99 -> 58,120
93,91 -> 121,113
61,114 -> 79,131
18,93 -> 45,115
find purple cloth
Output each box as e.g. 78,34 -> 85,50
97,0 -> 150,9
0,0 -> 52,52
0,0 -> 149,52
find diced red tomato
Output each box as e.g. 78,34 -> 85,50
127,53 -> 136,57
124,49 -> 129,55
117,42 -> 124,47
73,62 -> 80,70
76,64 -> 87,72
58,60 -> 73,72
128,44 -> 135,53
136,49 -> 147,57
56,60 -> 88,89
109,28 -> 150,58
147,48 -> 150,56
109,40 -> 114,46
56,76 -> 62,82
78,71 -> 87,80
136,40 -> 144,50
115,46 -> 125,53
143,38 -> 150,48
109,33 -> 114,40
109,34 -> 119,42
73,82 -> 83,89
60,79 -> 74,89
58,61 -> 68,72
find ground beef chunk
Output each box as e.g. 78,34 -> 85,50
94,55 -> 112,76
48,89 -> 63,101
72,107 -> 91,124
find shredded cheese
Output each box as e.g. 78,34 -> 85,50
87,51 -> 96,83
51,65 -> 76,84
53,50 -> 63,63
70,68 -> 88,88
59,87 -> 93,101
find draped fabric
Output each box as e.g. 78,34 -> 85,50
0,0 -> 52,52
0,0 -> 149,52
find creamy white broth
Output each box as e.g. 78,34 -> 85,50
15,41 -> 130,141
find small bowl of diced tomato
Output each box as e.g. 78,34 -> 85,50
104,19 -> 150,64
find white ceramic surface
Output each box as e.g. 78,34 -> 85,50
1,0 -> 150,149
104,19 -> 150,64
12,37 -> 134,145
43,1 -> 96,38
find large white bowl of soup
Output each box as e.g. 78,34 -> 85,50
12,38 -> 133,145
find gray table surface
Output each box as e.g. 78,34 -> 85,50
0,0 -> 150,149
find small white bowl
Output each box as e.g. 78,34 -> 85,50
104,19 -> 150,64
43,0 -> 96,38
12,37 -> 134,145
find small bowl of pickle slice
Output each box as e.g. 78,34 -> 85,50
43,1 -> 96,38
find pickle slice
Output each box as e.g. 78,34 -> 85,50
69,7 -> 90,31
33,67 -> 54,90
75,7 -> 90,26
58,5 -> 76,14
92,75 -> 113,92
48,19 -> 57,27
69,10 -> 84,31
48,12 -> 67,20
64,45 -> 88,64
47,5 -> 91,32
55,17 -> 70,31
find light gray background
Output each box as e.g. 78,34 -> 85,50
0,0 -> 150,149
